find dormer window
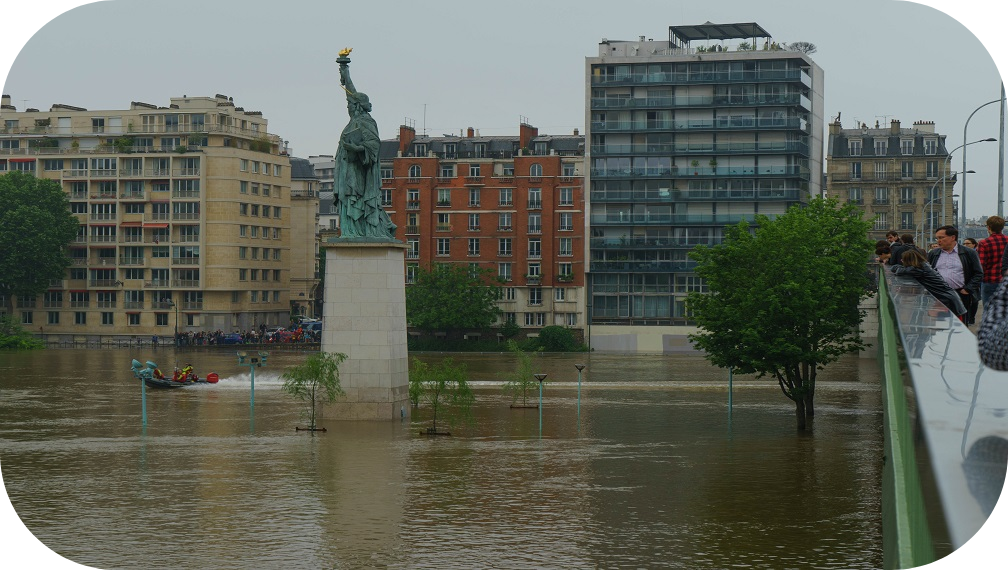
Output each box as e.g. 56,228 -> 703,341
874,139 -> 887,156
901,139 -> 914,155
414,143 -> 427,157
848,139 -> 861,156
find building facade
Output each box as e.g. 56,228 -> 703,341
824,118 -> 951,244
0,94 -> 295,338
288,156 -> 320,319
379,123 -> 586,335
584,23 -> 825,352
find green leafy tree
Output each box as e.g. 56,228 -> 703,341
410,357 -> 475,433
687,197 -> 872,431
0,315 -> 44,350
526,325 -> 584,352
501,340 -> 542,406
0,172 -> 79,315
405,264 -> 502,332
281,352 -> 347,430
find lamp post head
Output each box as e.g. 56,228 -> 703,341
574,364 -> 585,372
534,373 -> 547,384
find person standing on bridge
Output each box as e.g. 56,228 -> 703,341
978,215 -> 1008,306
929,225 -> 983,325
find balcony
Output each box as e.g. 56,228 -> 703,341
172,280 -> 199,288
406,201 -> 421,210
405,225 -> 420,235
119,256 -> 145,265
406,251 -> 419,260
436,224 -> 452,232
171,257 -> 200,265
144,280 -> 170,288
527,200 -> 542,210
528,226 -> 542,235
172,212 -> 200,221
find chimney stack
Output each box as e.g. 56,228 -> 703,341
398,124 -> 416,156
467,127 -> 474,138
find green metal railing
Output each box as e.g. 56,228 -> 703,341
877,273 -> 935,569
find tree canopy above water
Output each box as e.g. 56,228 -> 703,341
687,197 -> 873,430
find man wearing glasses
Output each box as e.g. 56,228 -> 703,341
928,225 -> 983,325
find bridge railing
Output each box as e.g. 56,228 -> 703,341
878,267 -> 1008,568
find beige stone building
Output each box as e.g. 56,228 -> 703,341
0,93 -> 297,340
825,118 -> 952,244
288,156 -> 321,319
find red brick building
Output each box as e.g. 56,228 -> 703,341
379,122 -> 585,333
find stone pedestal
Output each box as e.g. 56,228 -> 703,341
322,240 -> 410,420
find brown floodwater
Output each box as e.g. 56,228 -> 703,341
0,347 -> 883,569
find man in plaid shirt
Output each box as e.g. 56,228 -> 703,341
978,215 -> 1007,306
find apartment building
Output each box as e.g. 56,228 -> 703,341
825,118 -> 951,243
0,94 -> 293,338
289,156 -> 320,319
585,23 -> 824,352
379,123 -> 586,333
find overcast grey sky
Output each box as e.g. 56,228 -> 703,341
3,0 -> 1007,218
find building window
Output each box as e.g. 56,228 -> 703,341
406,263 -> 418,284
75,312 -> 87,325
437,188 -> 451,207
874,162 -> 887,180
900,211 -> 914,230
559,238 -> 573,257
874,139 -> 887,156
562,163 -> 576,177
528,188 -> 542,209
559,187 -> 573,206
468,238 -> 480,256
900,187 -> 915,204
408,164 -> 421,178
498,238 -> 512,257
528,239 -> 541,259
414,144 -> 426,157
559,261 -> 573,277
499,262 -> 512,282
406,239 -> 419,260
437,213 -> 451,231
469,187 -> 481,207
102,312 -> 114,326
848,139 -> 861,156
530,163 -> 543,177
440,164 -> 455,178
901,139 -> 914,155
559,212 -> 573,231
874,187 -> 889,205
850,162 -> 861,180
469,164 -> 481,177
443,143 -> 457,158
475,143 -> 487,158
127,313 -> 140,326
555,288 -> 566,302
926,161 -> 939,178
529,288 -> 542,306
924,139 -> 937,155
901,161 -> 914,179
499,188 -> 513,206
849,187 -> 863,205
874,212 -> 888,231
381,188 -> 392,207
505,287 -> 516,301
437,238 -> 451,256
468,213 -> 480,231
528,213 -> 542,234
381,167 -> 393,180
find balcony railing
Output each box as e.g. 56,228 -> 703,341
172,257 -> 200,265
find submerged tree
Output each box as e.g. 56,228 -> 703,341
281,351 -> 347,430
501,340 -> 541,407
687,197 -> 872,430
410,357 -> 474,434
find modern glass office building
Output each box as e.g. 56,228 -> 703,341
584,23 -> 824,352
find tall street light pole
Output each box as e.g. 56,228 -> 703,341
944,139 -> 996,227
961,97 -> 1003,228
926,172 -> 972,244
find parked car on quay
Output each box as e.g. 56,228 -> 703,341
218,332 -> 244,345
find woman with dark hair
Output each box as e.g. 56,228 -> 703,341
964,237 -> 979,249
892,248 -> 967,319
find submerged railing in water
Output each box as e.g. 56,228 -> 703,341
878,268 -> 1008,569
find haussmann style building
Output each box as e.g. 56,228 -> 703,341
584,22 -> 824,353
824,118 -> 952,244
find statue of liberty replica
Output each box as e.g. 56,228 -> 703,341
322,48 -> 409,421
333,48 -> 397,240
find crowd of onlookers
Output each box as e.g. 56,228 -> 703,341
161,323 -> 321,346
876,221 -> 1000,325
